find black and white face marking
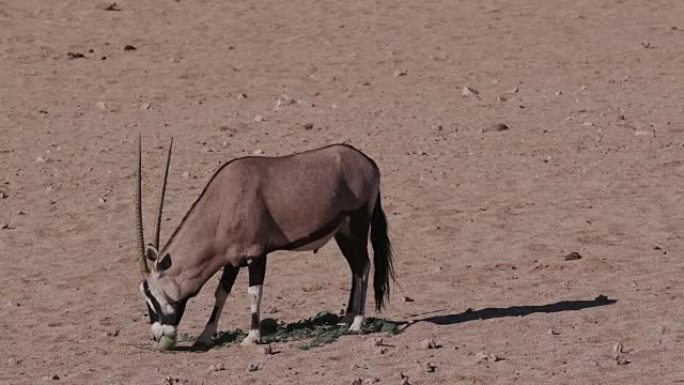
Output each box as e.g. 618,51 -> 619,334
139,280 -> 187,342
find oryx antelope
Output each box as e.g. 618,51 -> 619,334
135,135 -> 395,348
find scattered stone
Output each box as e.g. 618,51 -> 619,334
583,122 -> 594,127
595,294 -> 609,303
236,93 -> 248,99
0,191 -> 7,199
613,342 -> 623,354
96,101 -> 107,110
563,251 -> 582,261
105,329 -> 119,337
640,40 -> 651,48
424,362 -> 437,373
363,378 -> 380,385
616,356 -> 630,365
253,149 -> 264,155
254,114 -> 265,122
634,130 -> 652,137
482,123 -> 509,133
476,352 -> 504,363
461,86 -> 479,96
275,94 -> 297,108
548,328 -> 560,335
555,90 -> 563,96
393,69 -> 408,77
140,103 -> 151,110
400,372 -> 411,385
368,337 -> 384,347
208,363 -> 225,372
304,123 -> 314,130
124,45 -> 137,51
376,347 -> 389,354
34,156 -> 46,163
496,95 -> 507,102
51,374 -> 60,380
352,378 -> 363,385
511,86 -> 519,93
420,338 -> 441,350
262,344 -> 277,355
1,223 -> 10,230
98,197 -> 107,204
402,296 -> 415,303
102,2 -> 121,11
67,52 -> 85,60
247,363 -> 260,372
617,114 -> 625,121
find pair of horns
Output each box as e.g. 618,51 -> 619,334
136,133 -> 173,276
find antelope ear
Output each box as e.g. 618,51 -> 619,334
145,245 -> 159,262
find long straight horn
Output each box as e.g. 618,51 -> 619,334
153,137 -> 173,252
136,133 -> 149,275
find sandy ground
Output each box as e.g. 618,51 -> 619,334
2,0 -> 684,383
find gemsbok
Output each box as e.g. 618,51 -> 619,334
135,135 -> 395,349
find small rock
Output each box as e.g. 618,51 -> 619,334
400,372 -> 411,385
275,94 -> 297,108
102,2 -> 121,11
96,101 -> 107,110
548,328 -> 560,335
98,197 -> 107,204
67,52 -> 85,60
363,378 -> 380,385
511,86 -> 519,93
51,374 -> 60,380
482,123 -> 509,133
252,149 -> 264,155
402,296 -> 415,303
393,69 -> 408,77
247,363 -> 260,372
496,95 -> 507,102
563,251 -> 582,261
555,90 -> 563,96
262,344 -> 276,355
595,294 -> 609,303
351,378 -> 363,385
613,342 -> 623,354
304,123 -> 314,130
208,363 -> 225,372
461,86 -> 479,96
616,356 -> 630,365
634,130 -> 652,137
424,362 -> 437,373
140,103 -> 151,110
0,191 -> 7,199
123,44 -> 137,51
420,338 -> 441,350
376,347 -> 389,354
105,329 -> 119,337
617,114 -> 625,121
0,223 -> 10,230
640,40 -> 651,48
181,172 -> 190,179
35,156 -> 46,163
254,114 -> 265,122
368,337 -> 384,347
583,122 -> 594,127
236,93 -> 248,99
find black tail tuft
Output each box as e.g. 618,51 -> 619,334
371,193 -> 395,311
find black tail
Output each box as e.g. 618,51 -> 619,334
371,193 -> 395,311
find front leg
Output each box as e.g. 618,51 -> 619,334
194,266 -> 239,347
242,256 -> 266,346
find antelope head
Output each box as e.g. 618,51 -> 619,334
134,134 -> 186,346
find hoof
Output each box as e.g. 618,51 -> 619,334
348,315 -> 364,333
241,331 -> 261,346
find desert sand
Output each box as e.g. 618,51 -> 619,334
2,0 -> 684,384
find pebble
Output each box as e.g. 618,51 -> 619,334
247,363 -> 260,372
548,328 -> 560,335
634,130 -> 652,137
123,44 -> 137,51
424,362 -> 437,373
613,342 -> 623,354
616,356 -> 630,365
617,114 -> 625,121
102,2 -> 121,11
35,156 -> 46,163
420,338 -> 441,350
208,363 -> 225,372
254,114 -> 265,122
640,40 -> 651,48
402,296 -> 415,302
140,103 -> 151,110
96,101 -> 107,110
236,93 -> 248,99
461,86 -> 479,96
253,149 -> 264,155
368,337 -> 384,347
262,344 -> 276,355
393,69 -> 408,77
482,123 -> 509,133
0,191 -> 7,199
304,123 -> 314,130
351,379 -> 363,385
563,251 -> 582,261
275,94 -> 297,108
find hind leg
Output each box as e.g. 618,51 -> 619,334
335,212 -> 371,332
242,256 -> 266,346
194,266 -> 239,347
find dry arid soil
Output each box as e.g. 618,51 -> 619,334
2,0 -> 684,384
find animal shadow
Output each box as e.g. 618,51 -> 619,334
419,295 -> 617,326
